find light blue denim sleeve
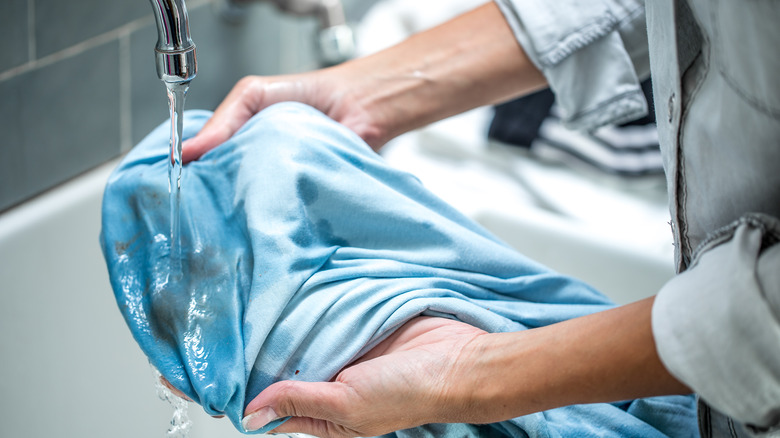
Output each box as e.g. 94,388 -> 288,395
493,0 -> 649,131
653,214 -> 780,431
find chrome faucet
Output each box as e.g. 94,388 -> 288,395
148,0 -> 198,84
217,0 -> 355,66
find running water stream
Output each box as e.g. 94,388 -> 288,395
166,81 -> 189,279
158,82 -> 191,437
157,81 -> 302,438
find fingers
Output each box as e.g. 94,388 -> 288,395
160,376 -> 193,402
181,124 -> 230,163
181,124 -> 226,163
182,74 -> 318,163
182,76 -> 266,163
242,380 -> 360,438
240,317 -> 488,437
272,416 -> 343,438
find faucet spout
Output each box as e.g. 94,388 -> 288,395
148,0 -> 197,84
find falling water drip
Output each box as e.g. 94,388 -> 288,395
152,366 -> 192,438
166,82 -> 189,279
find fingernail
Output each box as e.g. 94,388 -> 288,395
242,407 -> 279,432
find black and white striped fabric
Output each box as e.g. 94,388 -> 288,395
489,80 -> 662,177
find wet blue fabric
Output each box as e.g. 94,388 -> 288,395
101,102 -> 696,436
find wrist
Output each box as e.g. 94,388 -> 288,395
318,2 -> 546,150
450,299 -> 691,425
439,331 -> 533,425
306,64 -> 387,149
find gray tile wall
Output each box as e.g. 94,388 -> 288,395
0,0 -> 29,72
34,0 -> 149,58
0,41 -> 121,209
0,0 -> 376,213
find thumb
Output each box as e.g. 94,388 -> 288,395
242,380 -> 358,437
181,76 -> 271,163
181,115 -> 239,163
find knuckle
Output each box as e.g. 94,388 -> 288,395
236,75 -> 257,89
264,380 -> 299,417
237,75 -> 262,95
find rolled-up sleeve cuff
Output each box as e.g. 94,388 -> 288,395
493,0 -> 647,130
652,213 -> 780,429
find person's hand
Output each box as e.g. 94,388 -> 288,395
181,70 -> 385,163
183,2 -> 546,164
241,298 -> 692,438
241,316 -> 488,438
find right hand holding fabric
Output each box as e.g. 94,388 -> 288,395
241,316 -> 489,438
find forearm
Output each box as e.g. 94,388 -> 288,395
451,297 -> 691,424
320,2 -> 546,147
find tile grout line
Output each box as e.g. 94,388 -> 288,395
3,0 -> 212,85
27,0 -> 36,61
0,14 -> 153,84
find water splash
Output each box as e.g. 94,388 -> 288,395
166,81 -> 189,279
151,366 -> 192,438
